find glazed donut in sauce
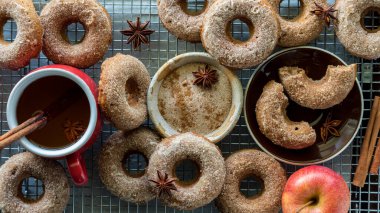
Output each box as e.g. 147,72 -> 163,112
279,64 -> 357,109
255,81 -> 316,150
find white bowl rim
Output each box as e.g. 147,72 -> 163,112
147,52 -> 243,143
6,68 -> 98,158
244,46 -> 364,165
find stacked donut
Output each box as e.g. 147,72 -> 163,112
0,0 -> 112,70
158,0 -> 380,69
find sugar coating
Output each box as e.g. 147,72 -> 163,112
40,0 -> 112,68
0,0 -> 43,70
158,63 -> 232,135
267,0 -> 326,47
98,127 -> 160,204
255,81 -> 316,149
201,0 -> 279,69
335,0 -> 380,59
146,133 -> 226,210
216,149 -> 286,213
157,0 -> 217,42
0,152 -> 70,213
99,53 -> 151,131
279,64 -> 357,110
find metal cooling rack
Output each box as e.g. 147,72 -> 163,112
0,0 -> 379,212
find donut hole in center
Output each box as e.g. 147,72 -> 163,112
18,176 -> 45,202
0,18 -> 17,44
226,17 -> 254,43
179,0 -> 207,16
361,7 -> 380,33
239,175 -> 264,198
62,22 -> 86,44
122,151 -> 148,178
174,159 -> 201,186
279,0 -> 302,20
125,78 -> 140,107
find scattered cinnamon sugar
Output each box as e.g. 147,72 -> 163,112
158,63 -> 232,135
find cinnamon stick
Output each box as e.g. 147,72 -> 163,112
353,96 -> 380,187
0,117 -> 47,150
0,112 -> 43,141
370,137 -> 380,174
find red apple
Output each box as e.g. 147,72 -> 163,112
282,165 -> 350,213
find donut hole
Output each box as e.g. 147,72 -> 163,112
18,176 -> 45,202
122,151 -> 148,178
174,159 -> 201,186
179,0 -> 207,16
0,18 -> 17,44
239,175 -> 264,198
62,22 -> 86,45
361,7 -> 380,33
226,18 -> 254,43
279,0 -> 302,20
125,78 -> 140,107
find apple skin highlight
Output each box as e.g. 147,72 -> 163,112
282,165 -> 350,213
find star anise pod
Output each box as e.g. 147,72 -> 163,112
320,112 -> 341,143
311,2 -> 338,27
192,65 -> 218,88
120,17 -> 155,49
64,120 -> 85,142
148,170 -> 177,197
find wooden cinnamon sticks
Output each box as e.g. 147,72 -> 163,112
353,96 -> 380,187
0,113 -> 47,150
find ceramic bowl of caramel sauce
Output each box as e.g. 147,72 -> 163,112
244,46 -> 363,165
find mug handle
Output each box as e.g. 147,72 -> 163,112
67,153 -> 88,186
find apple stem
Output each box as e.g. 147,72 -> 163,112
295,200 -> 314,213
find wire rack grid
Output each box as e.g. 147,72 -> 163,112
0,0 -> 379,212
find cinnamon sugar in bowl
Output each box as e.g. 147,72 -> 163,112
148,52 -> 243,143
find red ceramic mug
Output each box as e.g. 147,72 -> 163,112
6,65 -> 102,185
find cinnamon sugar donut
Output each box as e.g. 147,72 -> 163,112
0,0 -> 43,70
98,128 -> 160,204
146,132 -> 226,210
99,53 -> 151,131
0,152 -> 70,213
256,81 -> 316,149
279,64 -> 357,109
216,149 -> 286,213
200,0 -> 279,69
40,0 -> 112,68
335,0 -> 380,59
158,0 -> 216,42
267,0 -> 327,47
